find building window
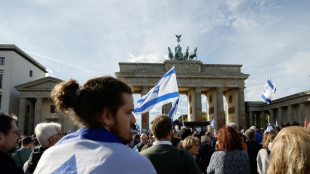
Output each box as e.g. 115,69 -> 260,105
50,105 -> 56,113
0,57 -> 4,65
0,74 -> 2,88
29,70 -> 33,77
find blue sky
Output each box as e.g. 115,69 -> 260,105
1,0 -> 310,126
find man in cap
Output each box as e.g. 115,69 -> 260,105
13,136 -> 33,168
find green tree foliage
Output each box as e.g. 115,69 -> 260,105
178,115 -> 188,122
202,111 -> 207,121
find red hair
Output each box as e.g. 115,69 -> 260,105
217,126 -> 243,151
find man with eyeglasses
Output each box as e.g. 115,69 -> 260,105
0,113 -> 23,173
24,122 -> 62,173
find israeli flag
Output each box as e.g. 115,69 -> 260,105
261,78 -> 276,104
265,123 -> 274,133
134,67 -> 179,115
210,119 -> 215,128
169,97 -> 179,120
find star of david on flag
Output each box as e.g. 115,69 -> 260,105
134,66 -> 179,115
261,77 -> 276,104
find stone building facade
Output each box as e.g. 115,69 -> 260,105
15,77 -> 77,135
116,60 -> 249,130
0,44 -> 47,115
246,90 -> 310,128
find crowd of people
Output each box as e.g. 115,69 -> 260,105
1,76 -> 310,174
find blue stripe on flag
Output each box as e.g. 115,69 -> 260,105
155,68 -> 176,86
267,80 -> 275,90
210,119 -> 215,128
261,94 -> 271,103
134,92 -> 179,113
168,98 -> 179,119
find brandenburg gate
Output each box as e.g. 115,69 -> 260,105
115,60 -> 249,130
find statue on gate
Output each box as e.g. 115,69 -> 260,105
168,35 -> 198,61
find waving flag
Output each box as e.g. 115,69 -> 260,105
169,97 -> 179,120
210,119 -> 215,128
134,67 -> 179,115
261,77 -> 276,104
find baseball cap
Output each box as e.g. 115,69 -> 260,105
22,136 -> 33,144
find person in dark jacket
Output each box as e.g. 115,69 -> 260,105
128,134 -> 140,148
245,128 -> 262,174
133,133 -> 148,152
197,135 -> 214,174
24,122 -> 62,173
0,113 -> 23,174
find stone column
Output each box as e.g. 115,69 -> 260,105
28,101 -> 35,135
141,87 -> 149,131
162,103 -> 172,115
261,111 -> 266,128
269,109 -> 275,126
216,87 -> 224,130
194,87 -> 202,122
238,88 -> 246,128
18,98 -> 26,133
277,107 -> 283,127
34,98 -> 43,126
299,103 -> 305,125
187,89 -> 195,121
249,111 -> 254,127
287,105 -> 293,124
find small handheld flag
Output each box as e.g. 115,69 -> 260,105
210,119 -> 215,128
304,116 -> 307,128
261,77 -> 276,104
265,123 -> 273,133
134,66 -> 179,115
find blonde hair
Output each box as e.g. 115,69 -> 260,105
267,127 -> 310,174
182,136 -> 199,151
263,132 -> 276,149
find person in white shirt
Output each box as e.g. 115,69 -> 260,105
34,76 -> 156,174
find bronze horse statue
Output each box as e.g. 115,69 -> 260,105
189,47 -> 197,60
183,46 -> 189,60
168,47 -> 174,60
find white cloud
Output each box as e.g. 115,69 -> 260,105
128,53 -> 164,63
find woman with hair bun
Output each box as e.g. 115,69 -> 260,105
207,126 -> 250,174
34,76 -> 156,174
